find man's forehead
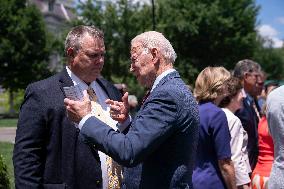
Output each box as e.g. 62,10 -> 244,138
81,33 -> 103,42
81,36 -> 104,49
131,42 -> 143,52
251,71 -> 261,75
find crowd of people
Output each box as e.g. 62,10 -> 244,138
12,25 -> 284,189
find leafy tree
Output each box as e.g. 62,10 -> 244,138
0,155 -> 10,189
0,0 -> 53,114
155,0 -> 259,84
253,36 -> 284,80
74,0 -> 260,94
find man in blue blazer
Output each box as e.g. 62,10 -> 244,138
13,26 -> 122,188
233,59 -> 262,171
65,31 -> 199,188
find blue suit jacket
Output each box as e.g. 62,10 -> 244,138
80,71 -> 199,189
235,97 -> 259,170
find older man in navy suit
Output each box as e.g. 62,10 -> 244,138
65,31 -> 200,188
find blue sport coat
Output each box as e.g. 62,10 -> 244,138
235,97 -> 259,170
80,71 -> 199,189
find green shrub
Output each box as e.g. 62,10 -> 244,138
0,89 -> 24,115
0,154 -> 10,189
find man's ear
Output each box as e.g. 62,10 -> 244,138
244,72 -> 250,80
67,48 -> 75,58
151,48 -> 159,64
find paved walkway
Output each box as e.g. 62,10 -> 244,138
0,127 -> 16,143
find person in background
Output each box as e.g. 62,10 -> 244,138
193,66 -> 236,189
254,71 -> 266,116
13,25 -> 123,189
266,85 -> 284,189
219,77 -> 251,189
114,83 -> 128,95
233,59 -> 262,171
257,80 -> 279,110
251,81 -> 278,189
128,94 -> 138,116
64,31 -> 200,188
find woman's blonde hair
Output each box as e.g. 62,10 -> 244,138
194,66 -> 231,102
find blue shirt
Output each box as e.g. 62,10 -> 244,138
193,102 -> 231,189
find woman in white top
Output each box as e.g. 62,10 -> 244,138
219,77 -> 251,189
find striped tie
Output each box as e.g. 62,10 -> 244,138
87,86 -> 123,189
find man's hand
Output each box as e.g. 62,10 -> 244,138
106,92 -> 129,123
64,90 -> 92,123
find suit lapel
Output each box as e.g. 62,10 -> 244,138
96,78 -> 121,101
58,68 -> 74,97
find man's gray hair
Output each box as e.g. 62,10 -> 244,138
65,25 -> 104,56
233,59 -> 261,79
131,31 -> 177,64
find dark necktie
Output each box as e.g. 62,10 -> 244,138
141,90 -> 150,105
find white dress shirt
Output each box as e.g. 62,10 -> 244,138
66,66 -> 118,189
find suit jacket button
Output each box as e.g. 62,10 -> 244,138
96,180 -> 101,188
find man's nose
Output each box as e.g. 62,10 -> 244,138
130,63 -> 135,72
130,67 -> 134,72
96,55 -> 104,63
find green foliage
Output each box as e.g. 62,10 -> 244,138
74,0 -> 260,91
0,119 -> 18,128
0,92 -> 9,114
0,154 -> 10,189
0,142 -> 14,189
155,0 -> 259,83
0,0 -> 53,92
0,90 -> 24,114
253,37 -> 284,80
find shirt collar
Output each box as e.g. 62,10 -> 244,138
66,66 -> 98,90
150,68 -> 176,92
244,90 -> 254,105
241,88 -> 247,98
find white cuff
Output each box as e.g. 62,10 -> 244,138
78,113 -> 93,130
117,116 -> 132,132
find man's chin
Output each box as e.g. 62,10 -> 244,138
137,80 -> 144,87
85,75 -> 100,83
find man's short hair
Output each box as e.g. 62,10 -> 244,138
233,59 -> 261,79
65,25 -> 104,57
131,31 -> 177,64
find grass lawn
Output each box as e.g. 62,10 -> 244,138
0,142 -> 14,189
0,119 -> 18,127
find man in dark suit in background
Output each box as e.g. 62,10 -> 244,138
233,59 -> 262,171
65,31 -> 200,189
13,25 -> 122,188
